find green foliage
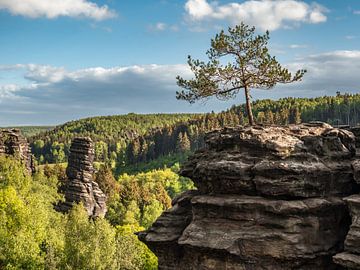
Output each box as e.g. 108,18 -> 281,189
61,204 -> 158,270
51,142 -> 66,164
176,132 -> 191,153
62,204 -> 116,270
176,23 -> 306,125
30,93 -> 360,171
94,164 -> 119,199
0,156 -> 64,270
116,152 -> 189,175
95,141 -> 108,162
114,225 -> 157,270
232,92 -> 360,126
107,167 -> 194,228
0,156 -> 159,270
30,113 -> 196,164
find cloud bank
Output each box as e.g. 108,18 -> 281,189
185,0 -> 327,31
1,50 -> 359,125
0,0 -> 116,20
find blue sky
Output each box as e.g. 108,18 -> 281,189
0,0 -> 359,126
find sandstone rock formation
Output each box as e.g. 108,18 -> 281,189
140,123 -> 359,269
58,137 -> 107,218
349,127 -> 360,148
333,153 -> 360,268
0,128 -> 35,174
333,195 -> 360,269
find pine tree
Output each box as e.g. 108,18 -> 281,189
265,110 -> 274,124
176,132 -> 191,153
176,23 -> 306,125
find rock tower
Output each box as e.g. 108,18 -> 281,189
0,128 -> 35,174
59,137 -> 107,218
139,123 -> 360,269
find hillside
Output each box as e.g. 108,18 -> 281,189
29,113 -> 198,164
29,93 -> 360,169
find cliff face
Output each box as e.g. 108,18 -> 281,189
0,128 -> 35,174
139,123 -> 360,269
58,137 -> 107,218
349,127 -> 360,148
333,159 -> 360,268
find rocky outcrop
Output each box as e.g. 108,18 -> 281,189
140,123 -> 359,269
333,158 -> 360,268
0,128 -> 35,174
333,195 -> 360,269
138,190 -> 199,268
58,137 -> 107,218
349,127 -> 360,148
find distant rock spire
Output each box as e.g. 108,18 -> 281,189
0,128 -> 35,174
58,137 -> 107,218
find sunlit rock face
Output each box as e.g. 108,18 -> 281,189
0,128 -> 35,174
140,123 -> 360,270
58,137 -> 107,218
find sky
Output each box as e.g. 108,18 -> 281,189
0,0 -> 359,126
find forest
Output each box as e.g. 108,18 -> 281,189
2,93 -> 360,269
28,93 -> 360,172
0,155 -> 195,269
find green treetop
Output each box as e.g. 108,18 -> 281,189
176,23 -> 306,125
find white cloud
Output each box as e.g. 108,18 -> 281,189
0,0 -> 116,20
184,0 -> 328,31
289,44 -> 308,49
1,51 -> 360,125
0,64 -> 196,125
345,35 -> 356,40
185,0 -> 213,19
155,22 -> 167,31
0,64 -> 26,71
25,64 -> 66,83
148,22 -> 179,32
283,50 -> 360,93
354,10 -> 360,15
0,84 -> 19,98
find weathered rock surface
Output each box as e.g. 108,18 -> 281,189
58,137 -> 107,218
181,123 -> 357,198
333,195 -> 360,269
138,190 -> 198,269
140,123 -> 359,269
0,128 -> 35,173
349,127 -> 360,148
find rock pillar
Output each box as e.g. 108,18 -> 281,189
59,137 -> 107,218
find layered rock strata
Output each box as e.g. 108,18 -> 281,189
0,128 -> 35,174
349,127 -> 360,148
140,123 -> 359,269
333,158 -> 360,269
333,195 -> 360,269
58,137 -> 107,218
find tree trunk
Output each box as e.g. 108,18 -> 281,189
244,85 -> 255,125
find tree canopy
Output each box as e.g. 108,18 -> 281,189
176,23 -> 306,125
